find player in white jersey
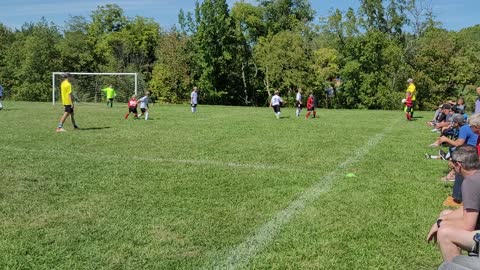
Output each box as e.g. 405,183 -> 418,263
270,90 -> 284,119
191,86 -> 198,113
295,88 -> 303,117
138,91 -> 150,120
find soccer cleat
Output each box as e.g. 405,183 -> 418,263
56,127 -> 66,132
73,125 -> 79,129
425,153 -> 431,159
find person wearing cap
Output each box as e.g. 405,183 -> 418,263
56,73 -> 79,132
432,104 -> 455,133
405,78 -> 416,118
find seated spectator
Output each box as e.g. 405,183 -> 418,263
429,115 -> 477,148
432,104 -> 455,133
427,145 -> 480,262
428,103 -> 446,127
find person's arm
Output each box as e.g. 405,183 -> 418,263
438,136 -> 465,147
463,210 -> 479,231
69,93 -> 74,108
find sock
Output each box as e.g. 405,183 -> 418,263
313,111 -> 316,118
58,123 -> 63,128
145,111 -> 149,120
296,109 -> 300,117
191,107 -> 194,113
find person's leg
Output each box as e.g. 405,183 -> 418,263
313,109 -> 316,118
438,226 -> 477,262
70,111 -> 78,128
145,109 -> 149,120
58,112 -> 69,128
452,174 -> 463,202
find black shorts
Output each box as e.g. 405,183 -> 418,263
406,106 -> 413,113
129,107 -> 137,113
64,105 -> 74,113
191,103 -> 197,108
140,108 -> 147,113
272,105 -> 280,113
307,107 -> 315,112
108,98 -> 113,101
295,101 -> 302,108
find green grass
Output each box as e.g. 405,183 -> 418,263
0,102 -> 452,269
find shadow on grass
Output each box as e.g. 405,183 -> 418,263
412,116 -> 423,119
77,127 -> 111,131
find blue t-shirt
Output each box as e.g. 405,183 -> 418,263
458,124 -> 478,147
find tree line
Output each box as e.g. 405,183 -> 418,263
0,0 -> 479,110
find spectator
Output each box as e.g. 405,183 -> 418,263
427,145 -> 480,262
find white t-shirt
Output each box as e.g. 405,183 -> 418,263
271,95 -> 283,106
296,92 -> 302,102
191,91 -> 198,105
138,96 -> 149,109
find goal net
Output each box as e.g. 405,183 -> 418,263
52,72 -> 139,105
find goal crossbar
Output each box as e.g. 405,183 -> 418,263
52,72 -> 138,105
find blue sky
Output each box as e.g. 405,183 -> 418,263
0,0 -> 478,31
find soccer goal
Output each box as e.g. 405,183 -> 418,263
52,72 -> 139,105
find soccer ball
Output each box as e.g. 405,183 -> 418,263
401,98 -> 406,104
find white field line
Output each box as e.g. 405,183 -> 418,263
208,125 -> 393,270
0,145 -> 305,172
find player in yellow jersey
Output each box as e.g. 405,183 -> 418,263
56,73 -> 79,132
405,78 -> 416,119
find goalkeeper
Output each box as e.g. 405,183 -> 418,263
102,84 -> 117,108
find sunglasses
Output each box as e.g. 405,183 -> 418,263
451,159 -> 463,165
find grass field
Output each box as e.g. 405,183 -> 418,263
0,101 -> 454,269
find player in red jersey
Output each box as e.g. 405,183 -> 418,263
305,93 -> 316,119
404,91 -> 413,121
125,95 -> 138,119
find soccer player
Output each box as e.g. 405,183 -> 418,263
270,90 -> 283,119
191,86 -> 198,113
305,93 -> 316,119
56,73 -> 79,132
102,84 -> 117,108
404,91 -> 413,121
405,78 -> 416,118
0,84 -> 3,110
125,95 -> 138,119
295,88 -> 303,117
138,91 -> 150,120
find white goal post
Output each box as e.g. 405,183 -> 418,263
52,72 -> 138,105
